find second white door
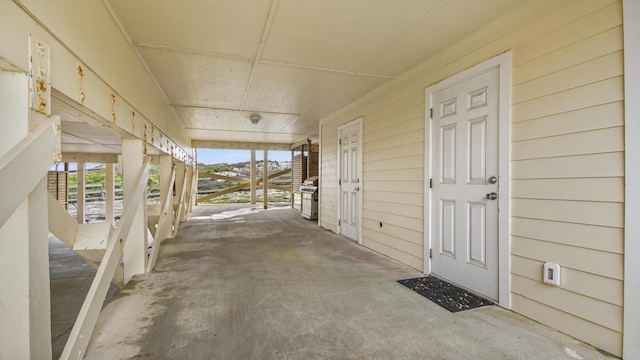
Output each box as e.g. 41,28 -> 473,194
339,120 -> 361,242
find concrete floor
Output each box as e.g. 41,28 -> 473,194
83,204 -> 617,360
49,236 -> 120,359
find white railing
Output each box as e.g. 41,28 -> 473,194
60,157 -> 151,360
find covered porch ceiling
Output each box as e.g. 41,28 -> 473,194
56,0 -> 529,152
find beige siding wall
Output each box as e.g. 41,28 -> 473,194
319,0 -> 623,356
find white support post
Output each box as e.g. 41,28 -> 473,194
181,165 -> 192,222
250,150 -> 257,204
0,71 -> 52,359
105,163 -> 115,225
623,0 -> 640,358
263,149 -> 268,209
77,162 -> 86,224
121,139 -> 147,283
174,161 -> 185,208
158,155 -> 173,237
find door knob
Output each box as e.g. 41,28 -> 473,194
488,176 -> 497,184
485,192 -> 497,200
354,186 -> 360,191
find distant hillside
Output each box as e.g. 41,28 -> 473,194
198,160 -> 291,177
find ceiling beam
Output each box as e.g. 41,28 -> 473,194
61,152 -> 119,164
192,140 -> 290,151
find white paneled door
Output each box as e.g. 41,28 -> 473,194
431,67 -> 500,300
339,120 -> 362,242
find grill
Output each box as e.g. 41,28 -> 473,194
300,176 -> 319,220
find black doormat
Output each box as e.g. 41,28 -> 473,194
398,276 -> 493,313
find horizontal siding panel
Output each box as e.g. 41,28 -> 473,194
513,26 -> 623,85
364,155 -> 423,172
363,190 -> 423,207
364,168 -> 423,181
511,153 -> 624,179
512,127 -> 623,161
363,200 -> 422,219
362,208 -> 423,232
513,1 -> 621,66
365,112 -> 423,144
512,101 -> 623,141
363,91 -> 424,127
511,217 -> 623,254
512,274 -> 622,332
511,178 -> 624,202
511,236 -> 623,280
365,142 -> 424,162
513,50 -> 623,104
364,128 -> 424,153
512,76 -> 623,123
511,294 -> 622,357
363,219 -> 422,246
364,180 -> 424,194
363,237 -> 422,271
511,198 -> 623,228
511,255 -> 623,306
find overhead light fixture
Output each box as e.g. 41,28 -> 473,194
249,113 -> 261,124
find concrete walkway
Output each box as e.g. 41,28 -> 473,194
85,204 -> 616,359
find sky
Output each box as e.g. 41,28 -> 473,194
197,149 -> 291,165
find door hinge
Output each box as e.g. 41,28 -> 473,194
338,220 -> 341,226
429,178 -> 433,189
339,139 -> 342,145
338,179 -> 341,185
430,108 -> 433,118
429,248 -> 432,259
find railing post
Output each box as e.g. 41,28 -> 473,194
121,139 -> 148,283
106,163 -> 115,225
77,162 -> 86,224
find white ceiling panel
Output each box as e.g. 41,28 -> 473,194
362,0 -> 530,76
85,0 -> 534,148
108,0 -> 272,58
175,106 -> 301,134
139,47 -> 252,109
262,0 -> 443,72
243,63 -> 358,115
186,128 -> 306,144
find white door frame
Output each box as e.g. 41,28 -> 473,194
337,117 -> 363,245
623,0 -> 640,357
424,52 -> 511,308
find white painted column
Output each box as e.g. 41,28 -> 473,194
158,155 -> 173,237
77,162 -> 86,224
250,150 -> 257,204
623,0 -> 640,358
105,163 -> 115,225
263,150 -> 268,209
174,161 -> 186,225
181,165 -> 192,222
121,139 -> 147,283
0,71 -> 52,359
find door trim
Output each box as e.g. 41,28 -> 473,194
424,52 -> 511,308
337,117 -> 363,245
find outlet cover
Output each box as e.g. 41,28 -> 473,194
543,262 -> 561,286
